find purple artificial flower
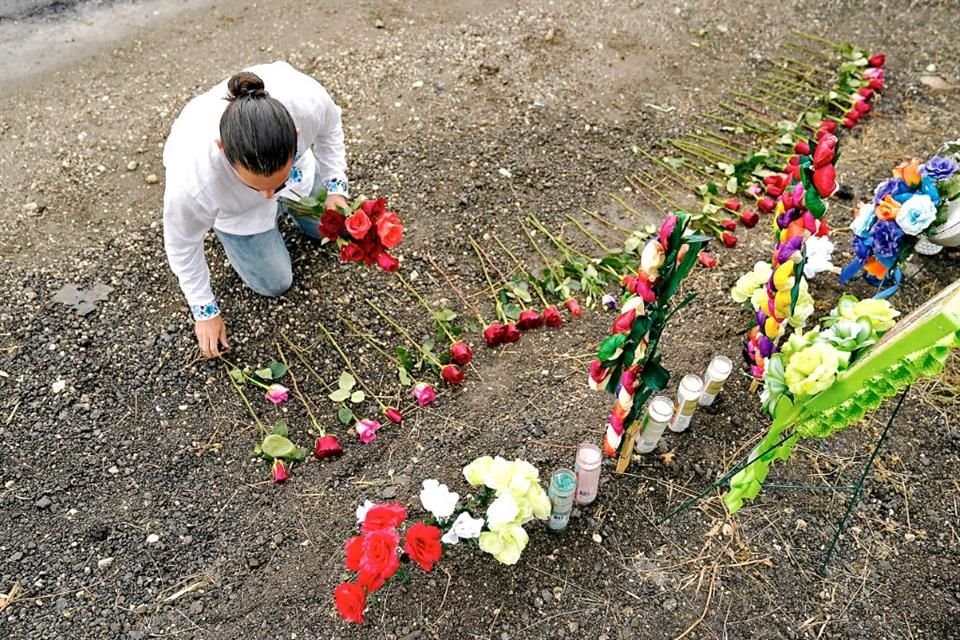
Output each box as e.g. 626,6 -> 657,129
921,155 -> 959,181
870,220 -> 905,258
852,234 -> 872,261
776,236 -> 804,264
756,310 -> 767,329
757,335 -> 775,358
873,178 -> 908,206
777,211 -> 793,230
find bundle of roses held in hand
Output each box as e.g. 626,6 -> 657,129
334,502 -> 442,624
588,213 -> 710,457
840,145 -> 960,297
283,194 -> 404,272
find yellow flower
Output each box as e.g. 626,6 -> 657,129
849,298 -> 900,332
772,262 -> 795,291
479,524 -> 529,565
463,456 -> 494,486
774,289 -> 792,319
528,487 -> 552,520
750,287 -> 768,312
764,316 -> 781,339
784,342 -> 841,397
731,262 -> 773,304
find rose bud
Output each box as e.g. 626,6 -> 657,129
698,251 -> 717,268
868,53 -> 885,68
384,407 -> 404,424
565,298 -> 582,317
813,135 -> 837,168
502,323 -> 522,343
868,77 -> 884,91
858,86 -> 874,99
813,165 -> 838,198
611,308 -> 636,335
440,364 -> 465,385
721,231 -> 738,248
820,119 -> 838,133
376,252 -> 400,272
411,382 -> 437,406
482,323 -> 505,347
542,306 -> 563,328
271,459 -> 289,484
793,140 -> 810,155
723,199 -> 741,212
854,100 -> 871,115
746,183 -> 763,198
314,434 -> 344,459
739,210 -> 760,228
265,384 -> 289,405
516,309 -> 543,331
757,196 -> 776,213
720,219 -> 737,231
449,341 -> 473,366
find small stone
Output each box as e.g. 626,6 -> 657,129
145,174 -> 159,184
36,496 -> 52,509
52,380 -> 67,393
540,588 -> 553,604
412,80 -> 424,89
926,63 -> 937,72
22,202 -> 39,212
592,532 -> 602,543
108,466 -> 120,475
904,532 -> 916,542
9,551 -> 23,562
382,485 -> 398,499
920,75 -> 950,91
374,17 -> 384,28
97,557 -> 114,570
663,597 -> 678,611
248,557 -> 260,568
498,167 -> 513,179
568,622 -> 579,633
145,534 -> 160,544
273,533 -> 284,546
126,161 -> 139,171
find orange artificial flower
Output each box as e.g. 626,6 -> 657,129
874,195 -> 901,221
894,158 -> 922,188
864,257 -> 888,279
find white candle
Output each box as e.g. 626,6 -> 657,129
670,374 -> 704,433
698,356 -> 733,407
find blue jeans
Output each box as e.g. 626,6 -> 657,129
214,169 -> 324,298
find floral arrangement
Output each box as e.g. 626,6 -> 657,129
588,212 -> 710,461
334,455 -> 550,624
281,194 -> 404,272
735,133 -> 840,382
725,279 -> 960,513
840,143 -> 960,297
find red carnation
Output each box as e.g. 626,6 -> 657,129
403,522 -> 443,572
720,219 -> 737,231
319,210 -> 346,241
721,231 -> 737,248
542,306 -> 563,328
698,251 -> 717,268
516,309 -> 543,331
340,242 -> 364,263
565,298 -> 582,317
334,583 -> 366,624
344,210 -> 372,241
793,140 -> 810,156
868,53 -> 885,68
757,196 -> 776,213
502,323 -> 522,342
361,503 -> 407,533
376,252 -> 399,272
314,434 -> 344,460
450,341 -> 473,366
483,323 -> 505,347
440,364 -> 465,385
739,210 -> 759,228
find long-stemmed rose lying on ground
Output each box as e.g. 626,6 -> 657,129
280,193 -> 404,272
394,271 -> 474,368
425,253 -> 510,350
492,234 -> 581,326
276,341 -> 344,459
467,237 -> 523,348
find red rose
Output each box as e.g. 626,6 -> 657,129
502,323 -> 522,343
440,364 -> 465,385
698,251 -> 717,268
739,210 -> 759,228
271,459 -> 288,484
516,309 -> 543,331
813,165 -> 838,198
723,199 -> 741,212
854,100 -> 871,115
449,341 -> 473,366
868,77 -> 884,91
385,407 -> 404,424
868,53 -> 885,68
403,522 -> 443,572
376,211 -> 404,249
612,308 -> 636,335
340,242 -> 364,263
344,210 -> 372,240
720,219 -> 737,232
565,298 -> 582,317
542,306 -> 563,328
314,434 -> 344,460
858,87 -> 874,99
816,219 -> 830,237
359,528 -> 400,583
757,197 -> 776,214
360,197 -> 387,219
334,582 -> 366,624
793,140 -> 810,156
319,210 -> 346,241
344,535 -> 364,571
721,231 -> 737,248
820,119 -> 838,133
483,323 -> 505,347
376,252 -> 399,272
357,569 -> 386,593
361,503 -> 407,532
813,134 -> 837,169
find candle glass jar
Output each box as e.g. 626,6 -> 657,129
574,442 -> 602,505
634,396 -> 675,454
547,468 -> 577,531
698,355 -> 733,407
670,374 -> 704,433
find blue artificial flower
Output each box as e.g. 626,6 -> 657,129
921,155 -> 959,181
870,219 -> 905,258
873,178 -> 909,206
852,234 -> 872,260
919,175 -> 941,205
850,203 -> 876,237
895,193 -> 938,235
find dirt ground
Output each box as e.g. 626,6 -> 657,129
0,0 -> 958,638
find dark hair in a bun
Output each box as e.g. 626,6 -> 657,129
219,71 -> 296,175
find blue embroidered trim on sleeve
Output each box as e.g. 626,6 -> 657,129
323,177 -> 350,196
191,301 -> 221,321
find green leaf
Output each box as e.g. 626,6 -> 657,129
725,176 -> 738,194
338,371 -> 356,391
328,388 -> 351,403
338,407 -> 355,424
597,334 -> 627,362
255,367 -> 273,380
292,448 -> 308,462
663,156 -> 685,169
350,390 -> 366,404
267,361 -> 289,380
397,366 -> 413,386
261,433 -> 297,459
396,347 -> 414,370
228,368 -> 245,384
434,308 -> 458,323
717,162 -> 734,176
272,421 -> 289,437
640,358 -> 670,392
502,302 -> 522,321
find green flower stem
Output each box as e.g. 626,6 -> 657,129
468,237 -> 509,323
760,74 -> 820,96
671,139 -> 737,164
218,356 -> 271,391
564,214 -> 611,253
315,319 -> 388,411
784,40 -> 837,63
581,207 -> 632,234
701,111 -> 770,135
771,64 -> 826,87
626,171 -> 686,212
717,103 -> 777,132
425,253 -> 488,327
751,87 -> 812,112
222,362 -> 266,437
611,190 -> 668,217
395,271 -> 458,344
520,220 -> 565,282
685,132 -> 749,155
492,234 -> 550,307
367,299 -> 444,368
791,29 -> 845,51
469,236 -> 514,284
732,92 -> 791,116
636,149 -> 702,189
777,55 -> 832,78
275,341 -> 325,433
526,215 -> 589,262
340,317 -> 405,367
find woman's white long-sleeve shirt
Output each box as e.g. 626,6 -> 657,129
162,61 -> 348,318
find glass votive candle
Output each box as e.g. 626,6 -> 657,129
574,442 -> 602,506
634,395 -> 675,454
547,468 -> 577,531
669,374 -> 704,433
698,355 -> 733,407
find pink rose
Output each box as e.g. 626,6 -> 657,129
412,382 -> 437,407
356,419 -> 381,444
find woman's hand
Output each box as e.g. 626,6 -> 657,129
325,193 -> 349,213
195,315 -> 230,358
